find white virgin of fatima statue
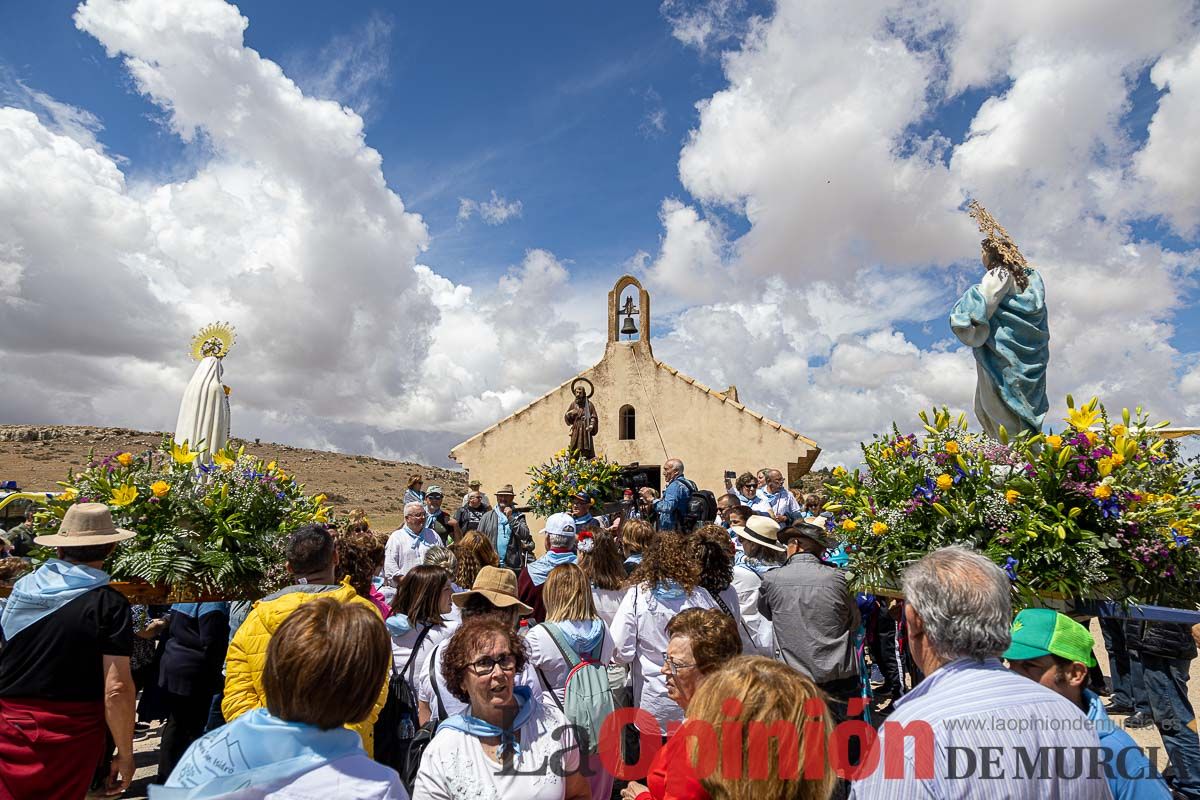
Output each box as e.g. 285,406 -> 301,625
175,323 -> 235,461
949,202 -> 1049,440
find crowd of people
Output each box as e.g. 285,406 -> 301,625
0,460 -> 1197,800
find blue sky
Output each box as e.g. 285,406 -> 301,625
2,1 -> 739,290
1,0 -> 1198,467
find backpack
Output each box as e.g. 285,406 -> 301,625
685,486 -> 716,532
534,623 -> 615,755
374,625 -> 432,780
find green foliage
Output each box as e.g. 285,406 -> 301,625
33,440 -> 325,597
825,399 -> 1200,609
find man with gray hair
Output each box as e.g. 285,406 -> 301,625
641,458 -> 693,531
850,546 -> 1112,798
382,501 -> 442,591
516,512 -> 577,623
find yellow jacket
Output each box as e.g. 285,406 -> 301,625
221,579 -> 388,755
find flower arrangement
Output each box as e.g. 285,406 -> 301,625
825,397 -> 1200,609
525,449 -> 624,517
31,438 -> 329,597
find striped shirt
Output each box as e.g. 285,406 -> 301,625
849,658 -> 1113,799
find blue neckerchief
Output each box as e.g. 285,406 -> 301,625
405,526 -> 432,549
385,613 -> 412,637
170,602 -> 230,619
1,559 -> 109,641
573,513 -> 594,527
651,580 -> 685,601
549,619 -> 604,654
525,549 -> 576,586
734,551 -> 778,576
439,685 -> 536,759
156,707 -> 363,798
623,553 -> 642,568
734,491 -> 756,507
757,487 -> 786,505
497,512 -> 513,563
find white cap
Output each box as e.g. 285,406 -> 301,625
542,512 -> 578,538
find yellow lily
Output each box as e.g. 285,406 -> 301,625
1096,458 -> 1114,478
1005,489 -> 1020,504
213,452 -> 236,471
1110,423 -> 1127,437
60,487 -> 79,501
172,441 -> 199,464
111,485 -> 138,507
1065,402 -> 1101,431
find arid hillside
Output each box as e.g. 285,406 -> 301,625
0,425 -> 467,531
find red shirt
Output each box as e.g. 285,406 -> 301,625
636,724 -> 711,800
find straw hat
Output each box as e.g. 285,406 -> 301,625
34,503 -> 136,547
494,484 -> 516,497
451,565 -> 533,615
733,515 -> 785,552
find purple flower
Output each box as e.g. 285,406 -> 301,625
1003,556 -> 1019,582
913,478 -> 936,501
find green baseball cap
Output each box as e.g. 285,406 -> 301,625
1003,608 -> 1098,667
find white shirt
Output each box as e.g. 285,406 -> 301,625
418,640 -> 537,723
730,564 -> 776,655
590,586 -> 625,629
524,621 -> 615,708
713,584 -> 754,654
383,526 -> 441,587
610,584 -> 717,734
754,487 -> 802,520
390,623 -> 451,696
413,701 -> 579,800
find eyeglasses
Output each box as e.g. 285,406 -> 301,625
469,653 -> 518,676
663,656 -> 696,674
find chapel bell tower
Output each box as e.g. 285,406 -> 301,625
606,275 -> 652,356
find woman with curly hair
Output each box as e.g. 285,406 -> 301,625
692,525 -> 754,653
335,528 -> 389,618
611,531 -> 718,736
451,530 -> 499,592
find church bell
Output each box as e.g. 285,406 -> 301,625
620,314 -> 638,337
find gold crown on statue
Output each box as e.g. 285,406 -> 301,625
189,322 -> 236,361
968,200 -> 1030,290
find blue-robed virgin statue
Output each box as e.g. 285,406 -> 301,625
949,202 -> 1049,440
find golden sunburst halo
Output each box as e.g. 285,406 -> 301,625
189,322 -> 236,361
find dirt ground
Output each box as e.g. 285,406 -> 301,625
0,424 -> 467,532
